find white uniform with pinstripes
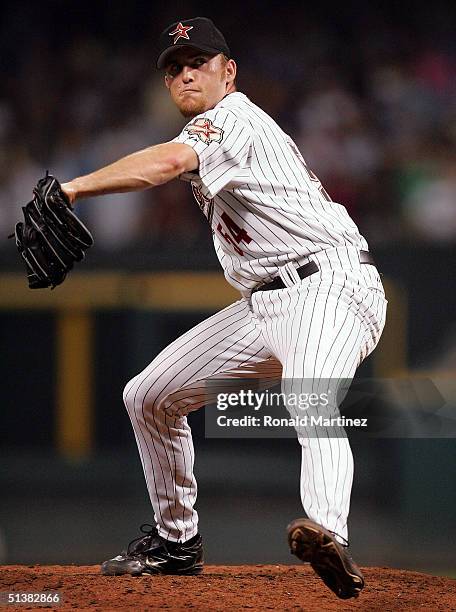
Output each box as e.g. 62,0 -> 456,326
123,92 -> 387,544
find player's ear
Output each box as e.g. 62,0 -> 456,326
164,74 -> 171,89
225,59 -> 237,85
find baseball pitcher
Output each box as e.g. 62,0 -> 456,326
43,18 -> 386,599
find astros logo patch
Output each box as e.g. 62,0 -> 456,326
185,118 -> 224,145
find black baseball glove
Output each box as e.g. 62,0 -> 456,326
9,172 -> 94,289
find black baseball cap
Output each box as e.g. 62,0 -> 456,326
156,17 -> 230,70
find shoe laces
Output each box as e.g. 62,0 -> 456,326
127,523 -> 159,555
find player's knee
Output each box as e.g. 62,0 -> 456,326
122,376 -> 168,420
122,377 -> 155,414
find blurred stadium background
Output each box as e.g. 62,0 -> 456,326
1,1 -> 455,575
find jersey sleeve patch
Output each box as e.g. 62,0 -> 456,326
184,118 -> 224,145
174,108 -> 253,198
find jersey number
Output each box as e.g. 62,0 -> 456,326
217,212 -> 252,256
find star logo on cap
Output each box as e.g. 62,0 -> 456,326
185,118 -> 224,144
169,22 -> 194,44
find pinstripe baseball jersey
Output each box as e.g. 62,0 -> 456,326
174,91 -> 369,295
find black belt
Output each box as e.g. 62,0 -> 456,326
252,250 -> 375,294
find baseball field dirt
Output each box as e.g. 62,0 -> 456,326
1,565 -> 455,611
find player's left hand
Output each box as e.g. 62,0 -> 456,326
9,172 -> 94,289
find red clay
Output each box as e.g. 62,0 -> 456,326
1,564 -> 455,611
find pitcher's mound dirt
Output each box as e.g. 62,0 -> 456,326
1,564 -> 455,611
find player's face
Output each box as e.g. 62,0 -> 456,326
164,50 -> 236,118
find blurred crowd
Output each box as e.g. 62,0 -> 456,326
1,1 -> 455,256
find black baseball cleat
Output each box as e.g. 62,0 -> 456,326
287,518 -> 364,599
101,524 -> 203,576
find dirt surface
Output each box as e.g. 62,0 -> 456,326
1,565 -> 455,611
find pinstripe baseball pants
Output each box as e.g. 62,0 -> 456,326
123,249 -> 387,544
